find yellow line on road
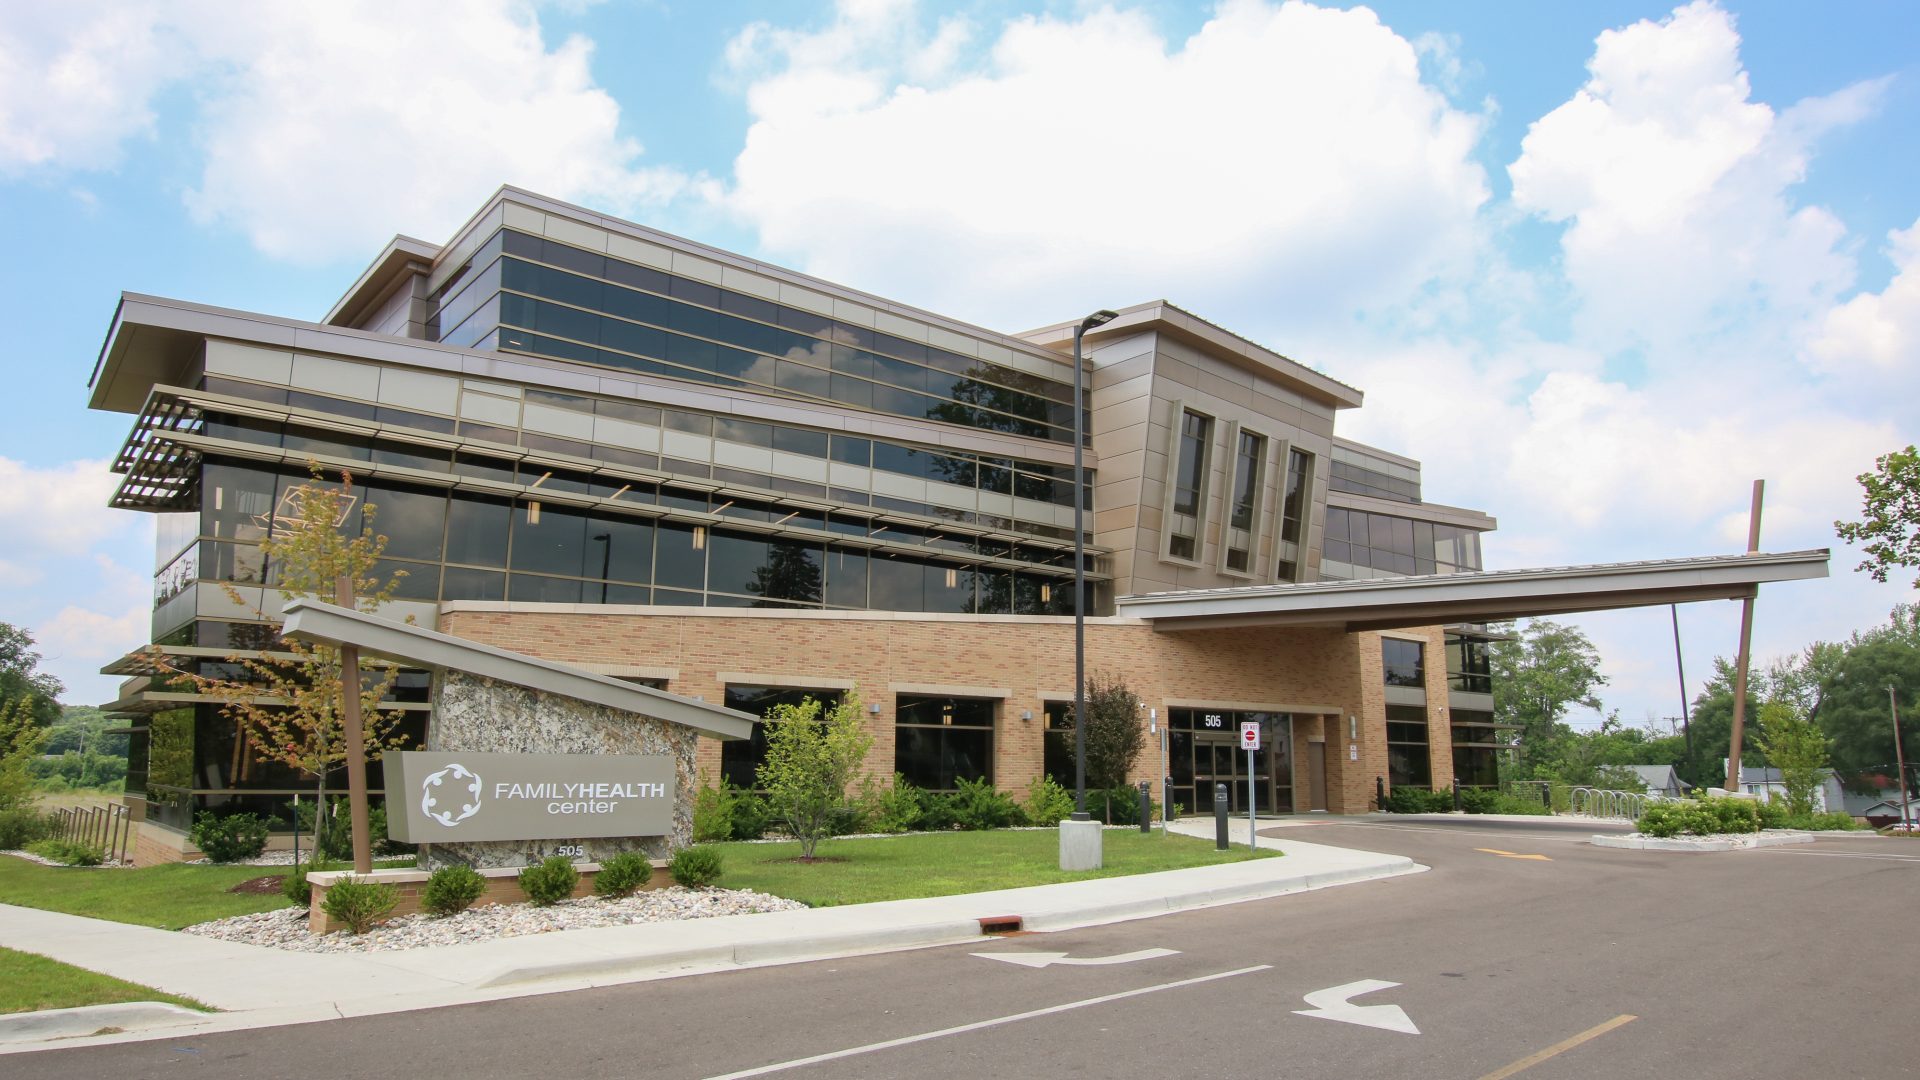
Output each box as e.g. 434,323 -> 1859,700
1475,848 -> 1553,861
1478,1014 -> 1638,1079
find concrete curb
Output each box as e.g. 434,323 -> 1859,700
0,1003 -> 210,1044
1592,830 -> 1814,851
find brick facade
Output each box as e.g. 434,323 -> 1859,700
439,604 -> 1458,815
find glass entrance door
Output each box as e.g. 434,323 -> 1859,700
1168,712 -> 1294,815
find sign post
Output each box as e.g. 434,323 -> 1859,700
1240,721 -> 1261,851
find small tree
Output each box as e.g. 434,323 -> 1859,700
1083,672 -> 1144,823
152,466 -> 412,865
1753,699 -> 1830,817
0,697 -> 46,813
755,691 -> 874,859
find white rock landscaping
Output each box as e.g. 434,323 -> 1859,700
182,885 -> 806,953
1591,829 -> 1815,851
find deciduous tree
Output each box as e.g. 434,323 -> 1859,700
1490,620 -> 1608,776
1753,700 -> 1830,816
0,623 -> 64,730
1082,672 -> 1144,821
1835,445 -> 1920,588
756,691 -> 874,860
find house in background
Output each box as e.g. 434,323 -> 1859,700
1735,765 -> 1846,813
1624,764 -> 1690,799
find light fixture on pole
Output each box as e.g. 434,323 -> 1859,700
1070,309 -> 1119,821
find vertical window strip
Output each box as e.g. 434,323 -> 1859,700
1164,405 -> 1212,563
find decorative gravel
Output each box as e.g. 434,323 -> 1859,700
2,849 -> 129,868
184,850 -> 305,866
181,886 -> 807,953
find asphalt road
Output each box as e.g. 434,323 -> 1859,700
17,819 -> 1919,1079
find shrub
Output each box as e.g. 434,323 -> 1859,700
951,777 -> 1023,830
1021,776 -> 1075,828
1490,793 -> 1552,816
192,811 -> 270,863
282,859 -> 344,905
915,792 -> 958,832
1702,794 -> 1760,834
1756,798 -> 1787,830
1382,787 -> 1453,814
299,799 -> 410,860
854,775 -> 922,833
670,845 -> 724,887
1808,811 -> 1859,831
422,864 -> 488,916
1458,788 -> 1499,814
1086,785 -> 1139,825
26,838 -> 104,866
0,807 -> 50,849
594,851 -> 653,898
518,855 -> 580,906
1639,794 -> 1765,836
1638,802 -> 1684,838
321,875 -> 399,934
692,777 -> 770,843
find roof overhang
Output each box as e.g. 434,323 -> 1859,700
1116,550 -> 1830,632
1017,300 -> 1365,410
279,599 -> 756,741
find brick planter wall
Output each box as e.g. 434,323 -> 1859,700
305,860 -> 671,934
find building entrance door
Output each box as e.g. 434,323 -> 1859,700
1168,709 -> 1295,815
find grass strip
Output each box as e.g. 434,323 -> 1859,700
715,828 -> 1279,907
0,854 -> 413,930
0,946 -> 212,1015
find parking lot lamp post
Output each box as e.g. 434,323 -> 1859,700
1071,309 -> 1118,821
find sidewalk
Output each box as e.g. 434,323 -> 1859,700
0,829 -> 1421,1051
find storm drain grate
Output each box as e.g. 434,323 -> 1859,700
977,915 -> 1023,935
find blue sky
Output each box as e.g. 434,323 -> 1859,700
3,0 -> 1916,728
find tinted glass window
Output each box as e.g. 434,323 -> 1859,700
444,495 -> 511,567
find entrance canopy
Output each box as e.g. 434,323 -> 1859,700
1116,550 -> 1829,632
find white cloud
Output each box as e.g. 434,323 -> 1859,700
1,1 -> 700,263
1808,215 -> 1920,383
0,2 -> 173,172
0,458 -> 131,553
723,0 -> 1491,334
1508,1 -> 1882,356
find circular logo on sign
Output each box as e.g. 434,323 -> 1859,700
421,763 -> 483,827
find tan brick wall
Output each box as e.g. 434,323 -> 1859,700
438,608 -> 1460,815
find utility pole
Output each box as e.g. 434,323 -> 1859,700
1670,604 -> 1691,756
1726,480 -> 1764,792
1893,687 -> 1912,831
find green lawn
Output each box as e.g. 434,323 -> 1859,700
0,946 -> 211,1015
714,829 -> 1280,907
0,856 -> 413,930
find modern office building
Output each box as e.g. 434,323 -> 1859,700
88,187 -> 1827,861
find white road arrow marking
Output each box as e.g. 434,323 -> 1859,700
971,948 -> 1180,968
1292,979 -> 1420,1034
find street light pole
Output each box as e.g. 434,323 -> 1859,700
1070,310 -> 1117,822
